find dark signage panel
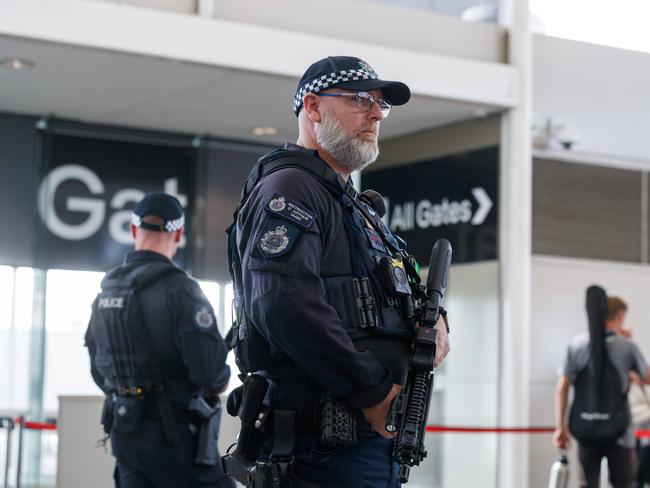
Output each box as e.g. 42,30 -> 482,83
0,113 -> 38,267
362,147 -> 499,264
35,131 -> 195,271
194,140 -> 274,282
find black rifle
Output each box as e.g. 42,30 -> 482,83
385,238 -> 452,483
188,393 -> 222,466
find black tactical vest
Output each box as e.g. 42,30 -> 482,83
89,260 -> 187,394
229,149 -> 423,385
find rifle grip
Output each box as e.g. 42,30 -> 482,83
386,388 -> 406,433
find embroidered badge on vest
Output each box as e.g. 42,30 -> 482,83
260,225 -> 290,254
256,219 -> 302,259
192,303 -> 216,332
265,193 -> 315,230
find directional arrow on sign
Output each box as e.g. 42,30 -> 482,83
471,187 -> 493,225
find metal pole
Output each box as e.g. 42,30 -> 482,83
2,418 -> 13,488
498,0 -> 532,487
15,417 -> 23,488
27,269 -> 47,485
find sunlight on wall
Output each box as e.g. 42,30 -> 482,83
532,0 -> 650,53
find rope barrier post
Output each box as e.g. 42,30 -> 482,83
15,417 -> 24,488
2,417 -> 14,488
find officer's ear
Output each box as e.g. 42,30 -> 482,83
130,223 -> 137,239
173,228 -> 183,244
302,93 -> 322,123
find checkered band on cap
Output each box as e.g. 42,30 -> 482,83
131,213 -> 185,232
164,215 -> 185,232
293,68 -> 379,114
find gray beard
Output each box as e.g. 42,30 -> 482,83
315,111 -> 379,172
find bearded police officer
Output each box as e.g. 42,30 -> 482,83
85,192 -> 234,488
224,57 -> 450,488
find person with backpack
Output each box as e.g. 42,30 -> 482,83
553,293 -> 650,488
628,371 -> 650,487
84,192 -> 234,488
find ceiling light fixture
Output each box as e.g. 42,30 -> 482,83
0,57 -> 35,70
251,126 -> 279,136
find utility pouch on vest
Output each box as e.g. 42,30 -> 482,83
101,394 -> 115,434
112,394 -> 146,435
319,395 -> 357,450
354,277 -> 378,329
226,222 -> 272,375
234,316 -> 272,374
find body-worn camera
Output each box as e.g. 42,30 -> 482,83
378,256 -> 412,296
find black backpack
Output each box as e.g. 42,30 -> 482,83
568,286 -> 630,446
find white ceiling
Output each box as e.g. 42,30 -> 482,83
0,35 -> 501,143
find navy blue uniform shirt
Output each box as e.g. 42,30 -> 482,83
237,144 -> 392,409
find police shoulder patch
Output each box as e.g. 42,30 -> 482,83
192,302 -> 216,332
265,193 -> 315,230
256,219 -> 301,259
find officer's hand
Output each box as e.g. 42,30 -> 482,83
434,316 -> 450,368
552,427 -> 571,449
362,384 -> 402,439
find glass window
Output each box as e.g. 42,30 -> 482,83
198,280 -> 241,393
0,266 -> 17,409
0,267 -> 35,412
43,269 -> 104,412
0,266 -> 13,330
15,267 -> 34,330
198,280 -> 221,315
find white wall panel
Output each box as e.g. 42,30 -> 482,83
529,255 -> 650,487
533,35 -> 650,164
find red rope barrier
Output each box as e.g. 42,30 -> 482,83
14,418 -> 57,431
8,418 -> 650,437
426,425 -> 554,434
426,425 -> 650,438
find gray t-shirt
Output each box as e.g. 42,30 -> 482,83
563,332 -> 648,447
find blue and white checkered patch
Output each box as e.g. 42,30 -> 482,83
164,215 -> 185,232
293,68 -> 379,115
130,213 -> 184,232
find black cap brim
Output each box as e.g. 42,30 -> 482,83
337,79 -> 411,106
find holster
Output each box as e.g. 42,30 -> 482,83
101,394 -> 115,434
189,395 -> 222,466
222,374 -> 270,485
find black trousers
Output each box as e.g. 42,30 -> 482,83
637,441 -> 650,488
111,420 -> 235,488
578,442 -> 636,488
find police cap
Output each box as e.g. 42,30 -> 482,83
292,56 -> 411,116
131,192 -> 185,232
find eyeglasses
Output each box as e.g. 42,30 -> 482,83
317,91 -> 391,118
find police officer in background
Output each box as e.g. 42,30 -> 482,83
225,56 -> 450,487
85,192 -> 235,488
